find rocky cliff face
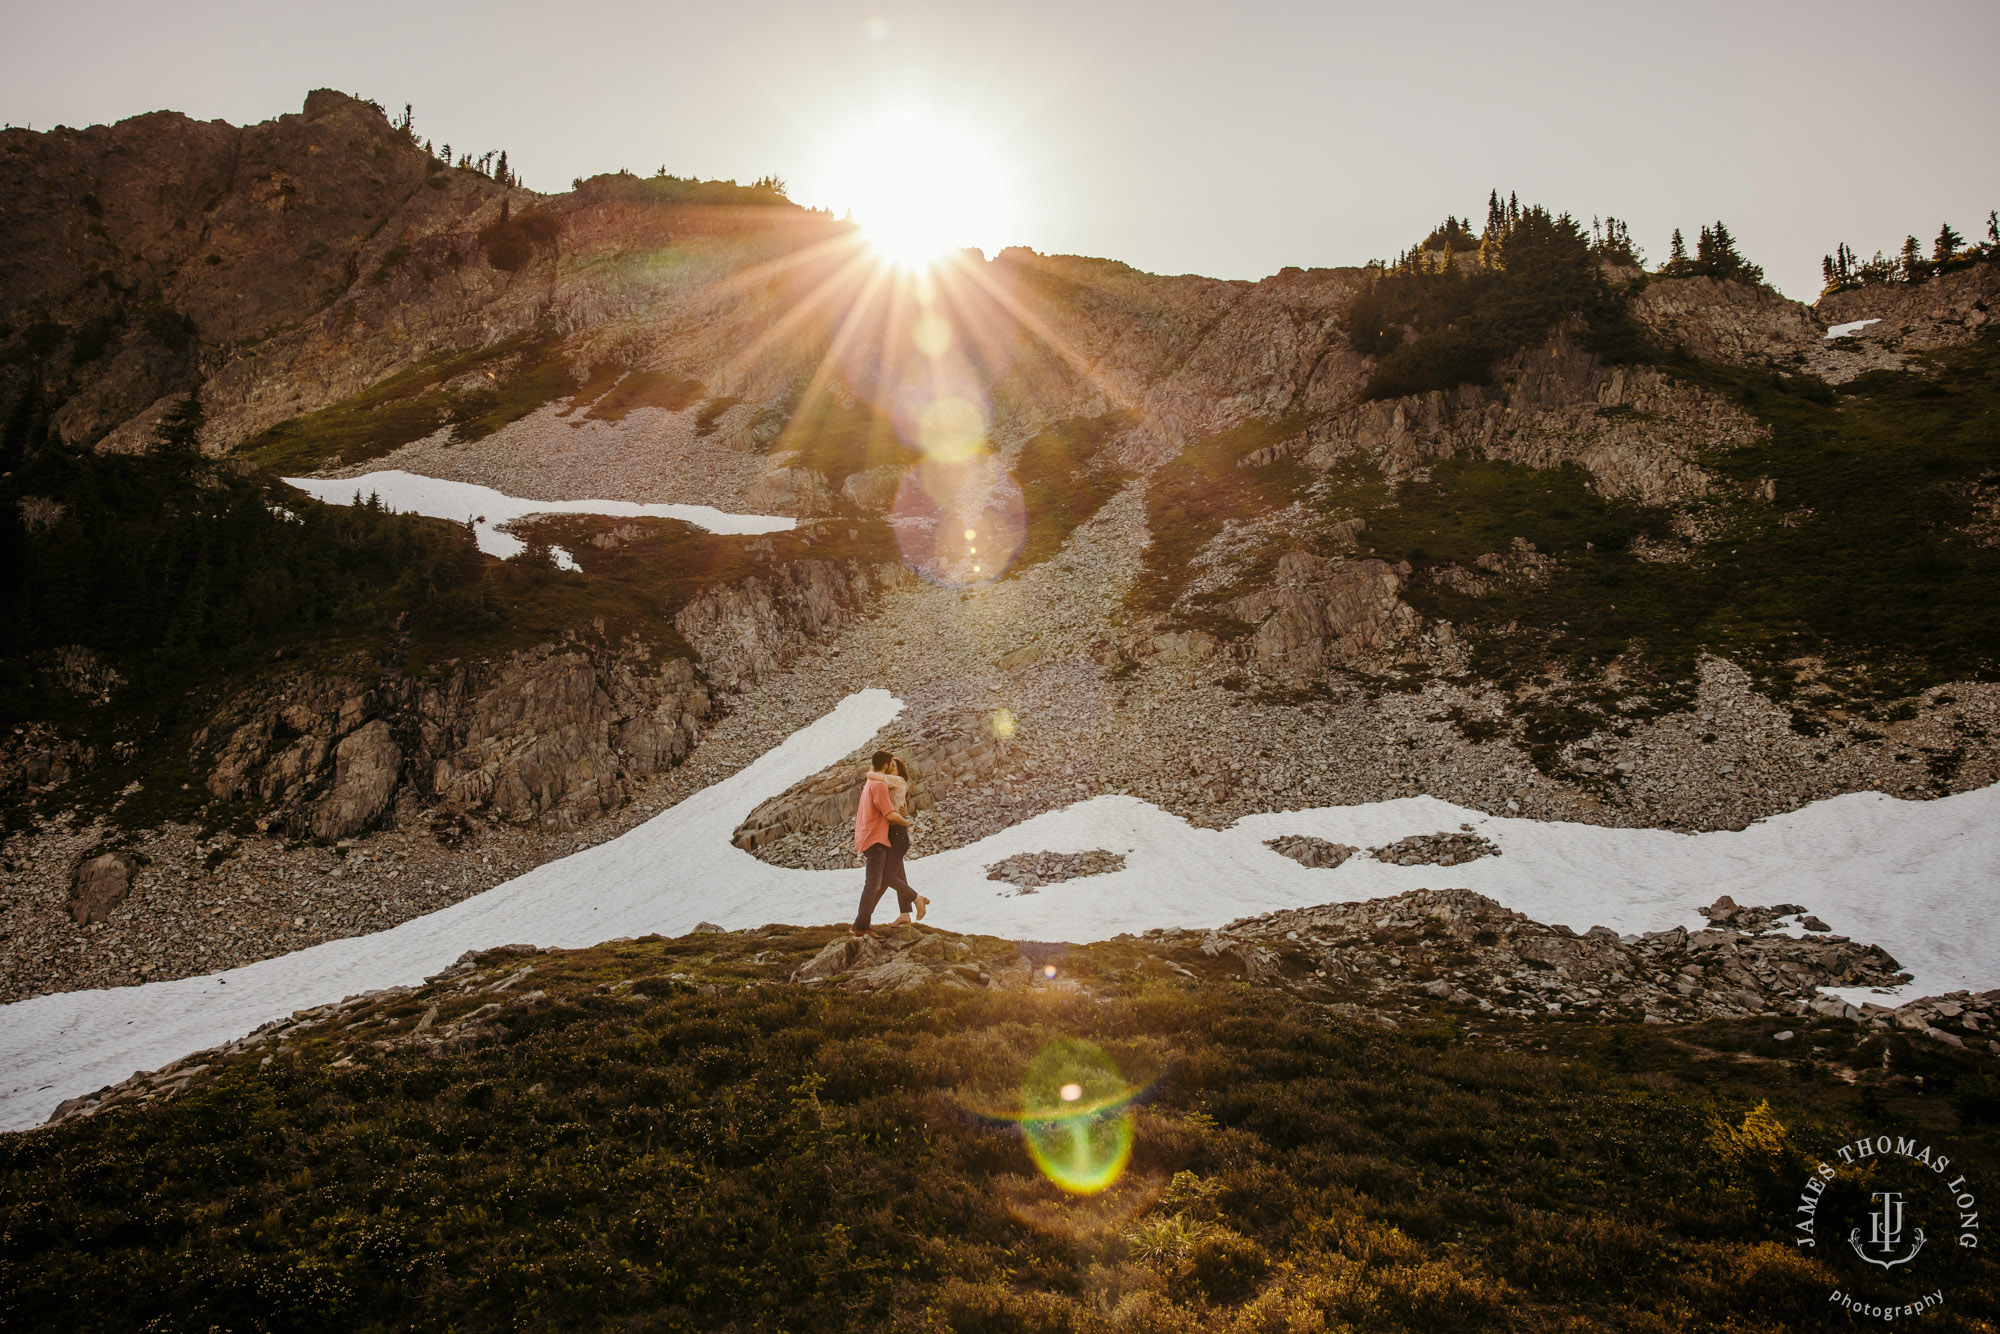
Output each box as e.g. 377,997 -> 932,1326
1223,551 -> 1424,678
1300,322 -> 1760,504
1817,261 -> 2000,340
1,91 -> 522,450
1627,275 -> 1824,365
200,643 -> 711,838
673,558 -> 908,693
0,91 -> 1380,488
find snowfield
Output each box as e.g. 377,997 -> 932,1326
1825,317 -> 1882,339
282,470 -> 796,563
2,689 -> 1995,1132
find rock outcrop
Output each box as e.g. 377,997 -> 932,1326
840,465 -> 905,513
421,648 -> 708,827
1628,275 -> 1823,365
69,851 -> 133,925
742,467 -> 837,517
201,644 -> 712,838
793,926 -> 993,992
1265,836 -> 1356,869
308,720 -> 402,840
731,712 -> 1015,853
1204,888 -> 1908,1023
1805,262 -> 2000,383
0,91 -> 529,451
0,723 -> 96,795
1223,551 -> 1422,678
1816,261 -> 2000,347
674,558 -> 906,693
1300,324 -> 1759,504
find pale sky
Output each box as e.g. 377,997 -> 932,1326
4,0 -> 1996,299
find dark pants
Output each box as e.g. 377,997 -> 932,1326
885,824 -> 919,900
853,841 -> 914,931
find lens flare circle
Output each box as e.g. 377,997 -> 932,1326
917,396 -> 986,464
1019,1038 -> 1136,1196
888,457 -> 1025,587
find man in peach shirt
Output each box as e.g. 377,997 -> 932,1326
851,749 -> 911,937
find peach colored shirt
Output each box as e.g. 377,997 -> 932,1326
854,772 -> 895,852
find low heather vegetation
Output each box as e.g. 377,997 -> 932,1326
2,927 -> 1994,1331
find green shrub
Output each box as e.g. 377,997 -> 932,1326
477,208 -> 562,272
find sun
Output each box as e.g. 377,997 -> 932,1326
823,109 -> 1019,270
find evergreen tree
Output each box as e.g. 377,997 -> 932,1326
1667,228 -> 1688,268
1988,209 -> 1999,247
1860,250 -> 1897,285
495,151 -> 510,187
441,143 -> 451,167
1484,189 -> 1505,239
1594,216 -> 1638,265
1899,235 -> 1927,282
1934,221 -> 1965,264
1821,242 -> 1859,291
1684,221 -> 1762,285
154,392 -> 204,457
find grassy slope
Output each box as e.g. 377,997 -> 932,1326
2,927 -> 1994,1332
239,330 -> 578,475
1124,414 -> 1320,638
1007,413 -> 1138,575
1130,334 -> 2000,764
240,333 -> 727,476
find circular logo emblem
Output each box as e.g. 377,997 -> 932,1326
1793,1130 -> 1982,1320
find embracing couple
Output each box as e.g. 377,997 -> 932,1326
850,749 -> 931,938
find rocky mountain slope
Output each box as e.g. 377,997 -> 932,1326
3,90 -> 1998,1007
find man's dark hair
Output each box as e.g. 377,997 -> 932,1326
871,750 -> 895,770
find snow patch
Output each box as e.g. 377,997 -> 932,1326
283,469 -> 795,561
2,688 -> 1996,1131
1825,318 -> 1881,339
